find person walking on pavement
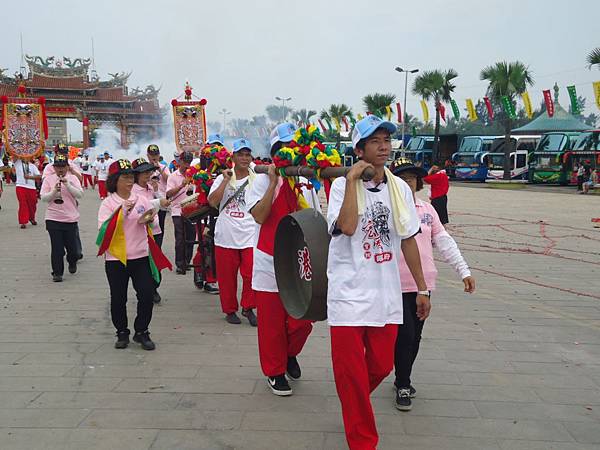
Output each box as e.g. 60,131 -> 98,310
97,159 -> 170,351
208,138 -> 257,326
390,157 -> 475,411
40,154 -> 83,282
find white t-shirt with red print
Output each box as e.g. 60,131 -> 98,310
246,174 -> 322,292
326,175 -> 420,327
209,174 -> 255,249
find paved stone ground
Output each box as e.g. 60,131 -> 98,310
0,182 -> 599,450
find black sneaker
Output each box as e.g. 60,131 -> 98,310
225,312 -> 242,324
267,374 -> 292,396
114,331 -> 130,349
153,292 -> 162,304
52,274 -> 63,282
393,384 -> 416,398
193,273 -> 204,289
176,267 -> 186,275
286,356 -> 301,380
204,282 -> 220,295
241,308 -> 257,327
133,331 -> 156,350
68,262 -> 77,274
395,388 -> 412,411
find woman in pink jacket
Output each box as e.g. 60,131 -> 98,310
390,158 -> 476,411
40,154 -> 83,282
98,159 -> 169,350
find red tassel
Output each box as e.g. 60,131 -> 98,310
39,98 -> 49,139
438,102 -> 446,122
396,102 -> 402,123
318,119 -> 327,133
483,97 -> 494,120
543,90 -> 554,118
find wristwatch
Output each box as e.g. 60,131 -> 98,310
417,290 -> 430,297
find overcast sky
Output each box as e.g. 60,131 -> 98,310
2,0 -> 599,128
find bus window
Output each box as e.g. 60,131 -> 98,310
537,134 -> 566,151
516,153 -> 527,168
516,139 -> 537,151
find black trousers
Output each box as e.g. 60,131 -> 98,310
46,220 -> 79,276
172,216 -> 195,270
74,223 -> 83,258
105,257 -> 155,334
431,195 -> 449,225
394,292 -> 427,389
155,210 -> 167,248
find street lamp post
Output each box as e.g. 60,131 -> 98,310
395,67 -> 419,155
275,96 -> 292,121
219,108 -> 231,135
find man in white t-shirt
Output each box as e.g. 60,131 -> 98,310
96,155 -> 109,199
208,138 -> 257,326
81,154 -> 94,189
13,158 -> 41,228
246,123 -> 321,396
326,115 -> 429,449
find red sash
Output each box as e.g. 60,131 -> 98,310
256,180 -> 299,256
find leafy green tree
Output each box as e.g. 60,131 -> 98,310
480,61 -> 534,179
587,48 -> 600,69
266,104 -> 293,123
362,93 -> 396,116
292,108 -> 317,127
411,69 -> 458,162
320,104 -> 353,146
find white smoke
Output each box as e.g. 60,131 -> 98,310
85,123 -> 178,164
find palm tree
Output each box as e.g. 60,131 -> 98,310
292,108 -> 317,127
320,104 -> 353,145
411,69 -> 458,163
587,48 -> 600,69
362,93 -> 396,117
480,61 -> 534,180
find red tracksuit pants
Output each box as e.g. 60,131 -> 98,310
83,174 -> 94,189
215,246 -> 255,313
16,186 -> 38,225
331,324 -> 398,450
255,290 -> 313,377
97,180 -> 107,198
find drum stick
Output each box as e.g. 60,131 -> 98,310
253,165 -> 374,181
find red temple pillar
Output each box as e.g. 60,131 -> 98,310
82,117 -> 90,150
120,122 -> 128,149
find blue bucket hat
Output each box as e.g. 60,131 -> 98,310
269,122 -> 297,148
207,133 -> 224,145
351,115 -> 397,148
232,138 -> 252,153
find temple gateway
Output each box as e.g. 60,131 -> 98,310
0,55 -> 165,148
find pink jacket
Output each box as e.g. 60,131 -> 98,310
97,193 -> 158,261
40,173 -> 83,223
132,183 -> 161,234
399,199 -> 470,292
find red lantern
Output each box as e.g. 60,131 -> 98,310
200,98 -> 207,105
171,99 -> 178,107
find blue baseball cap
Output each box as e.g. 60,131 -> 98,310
269,122 -> 297,148
207,133 -> 224,145
232,138 -> 252,153
351,115 -> 397,148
